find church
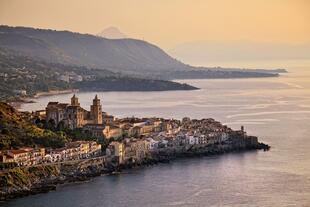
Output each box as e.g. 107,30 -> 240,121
46,94 -> 103,129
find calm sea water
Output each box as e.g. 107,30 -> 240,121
2,67 -> 310,207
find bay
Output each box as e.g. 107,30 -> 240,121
3,66 -> 310,207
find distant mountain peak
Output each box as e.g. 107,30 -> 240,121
97,26 -> 127,39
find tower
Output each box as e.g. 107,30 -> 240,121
71,94 -> 80,106
90,95 -> 103,124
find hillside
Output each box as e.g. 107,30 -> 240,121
0,102 -> 68,150
0,26 -> 280,79
0,25 -> 187,74
0,50 -> 197,101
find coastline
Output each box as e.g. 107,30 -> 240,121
0,141 -> 270,202
33,89 -> 79,98
8,89 -> 79,109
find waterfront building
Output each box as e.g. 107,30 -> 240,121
106,142 -> 125,164
48,148 -> 66,162
0,141 -> 101,166
0,148 -> 45,166
6,150 -> 30,166
146,138 -> 159,151
124,139 -> 150,163
0,153 -> 14,163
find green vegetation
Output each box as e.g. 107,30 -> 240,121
0,102 -> 69,150
0,162 -> 17,170
0,49 -> 198,102
0,50 -> 71,101
75,77 -> 197,91
0,165 -> 59,188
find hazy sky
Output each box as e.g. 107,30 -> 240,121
0,0 -> 309,49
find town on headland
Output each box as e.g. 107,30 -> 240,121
0,95 -> 270,201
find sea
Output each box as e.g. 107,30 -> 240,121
2,66 -> 310,207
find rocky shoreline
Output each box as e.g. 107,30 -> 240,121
0,141 -> 269,202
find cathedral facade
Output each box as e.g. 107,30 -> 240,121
46,94 -> 103,129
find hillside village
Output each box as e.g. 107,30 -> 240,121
0,95 -> 263,168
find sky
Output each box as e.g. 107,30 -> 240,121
0,0 -> 309,67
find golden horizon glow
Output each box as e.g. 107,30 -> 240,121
0,0 -> 309,49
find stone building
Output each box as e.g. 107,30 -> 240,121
90,95 -> 103,125
46,94 -> 104,129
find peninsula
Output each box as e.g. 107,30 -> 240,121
0,95 -> 269,201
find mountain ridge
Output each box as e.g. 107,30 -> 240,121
0,25 -> 282,79
0,25 -> 187,74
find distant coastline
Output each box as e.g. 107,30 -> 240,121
33,89 -> 80,98
8,89 -> 78,109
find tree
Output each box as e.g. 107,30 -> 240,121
57,120 -> 67,131
47,119 -> 56,130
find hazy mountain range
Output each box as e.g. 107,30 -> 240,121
169,41 -> 310,67
0,25 -> 282,79
0,25 -> 186,74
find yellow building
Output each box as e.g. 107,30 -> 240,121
103,125 -> 123,139
106,142 -> 125,164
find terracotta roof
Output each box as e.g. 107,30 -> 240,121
20,147 -> 34,152
8,149 -> 28,155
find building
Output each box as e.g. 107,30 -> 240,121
70,74 -> 83,82
59,74 -> 70,82
6,149 -> 31,166
46,141 -> 102,163
0,148 -> 45,166
90,95 -> 103,125
23,148 -> 46,165
46,95 -> 104,129
106,142 -> 125,164
89,141 -> 102,156
146,138 -> 159,151
124,139 -> 150,162
128,125 -> 142,137
103,125 -> 123,139
33,110 -> 46,119
102,113 -> 115,124
83,124 -> 106,138
0,153 -> 14,164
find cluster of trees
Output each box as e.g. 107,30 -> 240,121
0,102 -> 69,150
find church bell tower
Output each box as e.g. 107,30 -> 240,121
90,95 -> 103,124
71,94 -> 80,106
